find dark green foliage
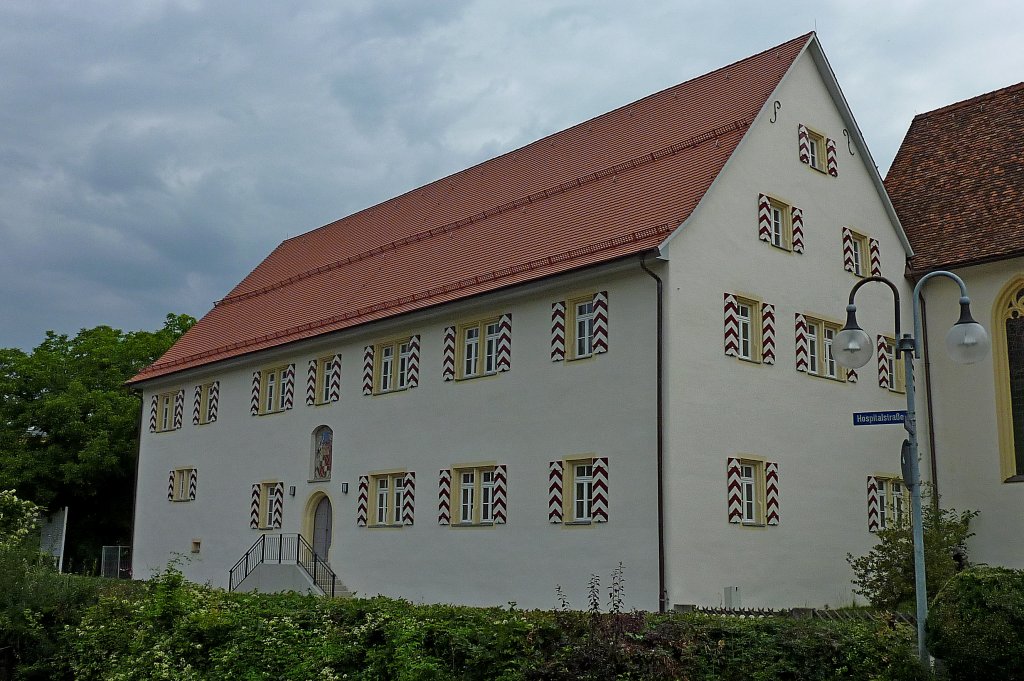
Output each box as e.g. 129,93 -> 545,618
0,314 -> 194,569
926,566 -> 1024,681
54,566 -> 927,681
847,491 -> 977,609
0,542 -> 141,680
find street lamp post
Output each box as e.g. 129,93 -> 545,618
834,271 -> 989,665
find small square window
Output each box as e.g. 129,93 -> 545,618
374,339 -> 414,394
874,476 -> 908,530
458,319 -> 501,379
370,472 -> 406,526
170,468 -> 195,501
803,315 -> 844,382
259,366 -> 289,414
807,129 -> 826,171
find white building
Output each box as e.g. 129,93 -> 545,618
886,82 -> 1024,571
130,33 -> 918,611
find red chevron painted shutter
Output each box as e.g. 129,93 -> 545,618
592,457 -> 609,522
442,327 -> 456,380
551,302 -> 566,361
438,469 -> 451,525
869,238 -> 881,276
762,303 -> 776,365
548,461 -> 564,523
724,294 -> 740,357
250,484 -> 260,528
758,194 -> 771,242
867,476 -> 880,532
795,314 -> 809,372
328,355 -> 342,402
272,482 -> 284,528
362,347 -> 374,395
173,390 -> 184,429
193,385 -> 202,425
167,471 -> 175,501
208,382 -> 219,422
726,458 -> 742,523
826,137 -> 838,176
842,228 -> 855,273
250,371 -> 261,415
407,335 -> 420,387
282,364 -> 295,409
402,472 -> 415,525
149,395 -> 158,432
493,465 -> 507,524
592,292 -> 609,354
798,124 -> 810,164
306,360 -> 317,405
847,368 -> 858,383
356,476 -> 368,526
877,336 -> 892,389
791,206 -> 804,253
496,314 -> 512,371
765,462 -> 779,525
189,469 -> 197,501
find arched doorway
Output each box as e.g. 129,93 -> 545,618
311,495 -> 333,560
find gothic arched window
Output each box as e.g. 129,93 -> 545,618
995,280 -> 1024,482
311,426 -> 333,482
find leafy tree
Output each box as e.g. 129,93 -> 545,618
0,488 -> 41,549
0,314 -> 194,571
846,487 -> 978,609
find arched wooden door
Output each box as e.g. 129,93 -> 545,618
312,496 -> 332,561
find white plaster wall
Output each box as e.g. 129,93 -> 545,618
133,262 -> 661,610
917,260 -> 1024,568
660,49 -> 914,608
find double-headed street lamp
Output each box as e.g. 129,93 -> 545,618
834,271 -> 989,665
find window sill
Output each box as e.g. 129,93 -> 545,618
1003,474 -> 1024,484
564,520 -> 593,526
368,524 -> 404,529
455,372 -> 499,382
452,522 -> 495,528
372,388 -> 409,397
170,498 -> 192,503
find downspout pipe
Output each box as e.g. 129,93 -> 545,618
640,253 -> 667,613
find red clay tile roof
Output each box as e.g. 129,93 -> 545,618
130,33 -> 813,384
886,81 -> 1024,273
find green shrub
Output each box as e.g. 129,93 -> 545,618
60,566 -> 927,681
926,566 -> 1024,681
0,541 -> 133,680
847,491 -> 977,609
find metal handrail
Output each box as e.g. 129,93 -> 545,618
228,533 -> 338,597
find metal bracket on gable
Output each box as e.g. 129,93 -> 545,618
843,128 -> 855,156
769,100 -> 781,124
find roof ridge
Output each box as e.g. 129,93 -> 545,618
914,81 -> 1024,120
138,219 -> 679,378
218,117 -> 753,307
278,33 -> 814,250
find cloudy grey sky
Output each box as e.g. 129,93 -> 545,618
1,0 -> 1021,350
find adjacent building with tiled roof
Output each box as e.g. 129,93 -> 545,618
131,33 -> 917,611
886,84 -> 1024,571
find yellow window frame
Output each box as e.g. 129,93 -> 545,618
451,463 -> 498,525
171,467 -> 194,502
457,318 -> 501,380
803,314 -> 845,382
766,196 -> 793,251
806,127 -> 827,172
992,277 -> 1024,482
733,294 -> 764,364
368,470 -> 406,527
259,365 -> 289,415
373,338 -> 413,394
314,356 -> 334,405
562,455 -> 597,524
880,335 -> 906,394
567,294 -> 597,361
735,456 -> 767,527
155,392 -> 176,432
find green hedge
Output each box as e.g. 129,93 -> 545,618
54,567 -> 929,681
927,566 -> 1024,681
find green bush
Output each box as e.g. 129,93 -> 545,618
847,491 -> 977,609
0,542 -> 136,680
926,566 -> 1024,681
60,566 -> 928,681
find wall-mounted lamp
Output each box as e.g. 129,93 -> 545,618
288,485 -> 296,497
341,482 -> 349,494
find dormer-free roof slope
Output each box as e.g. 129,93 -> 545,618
886,82 -> 1024,273
130,33 -> 813,384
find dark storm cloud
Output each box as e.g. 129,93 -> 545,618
1,0 -> 1021,350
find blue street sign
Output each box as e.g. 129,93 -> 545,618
853,410 -> 907,426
